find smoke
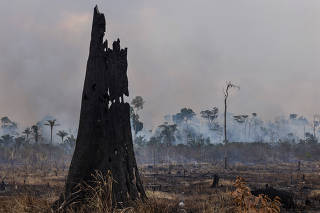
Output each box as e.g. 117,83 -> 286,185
143,111 -> 314,145
0,0 -> 320,131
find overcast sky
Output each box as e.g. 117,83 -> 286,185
0,0 -> 320,130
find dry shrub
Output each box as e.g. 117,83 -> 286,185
0,195 -> 51,213
232,176 -> 281,213
57,170 -> 178,213
129,198 -> 178,213
1,172 -> 285,213
57,170 -> 130,213
79,170 -> 113,212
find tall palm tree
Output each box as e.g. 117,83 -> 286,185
44,119 -> 59,144
57,130 -> 68,144
22,128 -> 32,141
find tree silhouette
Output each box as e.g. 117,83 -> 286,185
31,125 -> 40,144
44,119 -> 59,144
312,114 -> 320,140
233,115 -> 248,140
159,122 -> 177,146
130,107 -> 143,135
289,114 -> 298,120
64,134 -> 76,146
1,116 -> 18,135
173,108 -> 196,125
223,81 -> 239,169
158,122 -> 177,163
64,135 -> 76,153
201,107 -> 219,130
250,113 -> 259,140
1,117 -> 16,129
61,8 -> 146,207
1,134 -> 14,146
131,96 -> 144,111
56,130 -> 68,144
130,96 -> 145,139
22,128 -> 32,141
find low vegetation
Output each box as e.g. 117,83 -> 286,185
1,161 -> 320,212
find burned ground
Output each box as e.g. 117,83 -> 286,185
1,162 -> 320,212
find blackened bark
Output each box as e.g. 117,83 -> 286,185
62,6 -> 145,207
211,174 -> 219,188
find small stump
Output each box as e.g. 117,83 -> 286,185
211,174 -> 220,188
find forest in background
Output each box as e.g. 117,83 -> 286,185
1,96 -> 320,168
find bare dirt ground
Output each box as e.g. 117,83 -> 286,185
1,162 -> 320,212
141,162 -> 320,212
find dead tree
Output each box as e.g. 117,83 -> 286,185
223,81 -> 239,169
57,6 -> 145,209
313,114 -> 320,140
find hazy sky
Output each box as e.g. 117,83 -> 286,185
0,0 -> 320,130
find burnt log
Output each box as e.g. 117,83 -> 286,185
57,6 -> 145,209
251,187 -> 294,209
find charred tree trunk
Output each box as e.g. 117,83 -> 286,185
60,6 -> 145,208
211,174 -> 220,188
224,93 -> 228,169
223,82 -> 239,170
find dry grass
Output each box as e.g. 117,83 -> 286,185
232,176 -> 281,213
1,162 -> 320,212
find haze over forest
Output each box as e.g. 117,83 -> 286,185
0,0 -> 320,132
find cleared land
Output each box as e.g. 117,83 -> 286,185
0,162 -> 320,212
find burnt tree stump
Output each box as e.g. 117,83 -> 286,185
0,181 -> 5,191
59,6 -> 146,209
211,174 -> 219,188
